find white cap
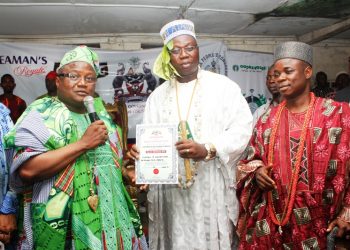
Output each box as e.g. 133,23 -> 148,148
160,19 -> 196,45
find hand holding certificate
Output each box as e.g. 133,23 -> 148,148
135,124 -> 178,184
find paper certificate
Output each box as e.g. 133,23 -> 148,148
136,124 -> 178,184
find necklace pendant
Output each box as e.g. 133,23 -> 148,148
87,194 -> 99,212
278,225 -> 283,234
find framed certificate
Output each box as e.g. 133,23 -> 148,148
135,124 -> 178,184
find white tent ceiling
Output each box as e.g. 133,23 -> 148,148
0,0 -> 349,44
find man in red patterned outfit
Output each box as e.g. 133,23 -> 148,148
236,41 -> 350,249
0,74 -> 26,123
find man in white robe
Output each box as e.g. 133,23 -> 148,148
129,19 -> 252,250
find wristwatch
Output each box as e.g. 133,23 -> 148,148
204,143 -> 217,162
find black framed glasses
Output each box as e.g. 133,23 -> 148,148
169,45 -> 198,55
58,72 -> 97,84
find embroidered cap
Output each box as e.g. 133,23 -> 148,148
274,41 -> 313,66
57,45 -> 100,75
160,19 -> 196,45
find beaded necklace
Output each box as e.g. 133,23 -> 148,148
73,112 -> 99,212
174,77 -> 199,189
86,152 -> 99,212
267,93 -> 315,233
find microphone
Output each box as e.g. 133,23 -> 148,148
83,96 -> 100,122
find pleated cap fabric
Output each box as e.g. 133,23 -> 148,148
274,41 -> 313,66
160,19 -> 196,45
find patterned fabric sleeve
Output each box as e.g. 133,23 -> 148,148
0,103 -> 17,214
0,190 -> 17,214
236,115 -> 271,236
0,138 -> 16,215
7,110 -> 51,193
236,113 -> 270,183
338,102 -> 350,214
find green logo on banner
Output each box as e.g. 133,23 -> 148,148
232,65 -> 239,72
232,64 -> 267,73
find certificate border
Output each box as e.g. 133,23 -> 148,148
135,123 -> 178,184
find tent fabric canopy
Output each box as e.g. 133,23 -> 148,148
0,0 -> 349,43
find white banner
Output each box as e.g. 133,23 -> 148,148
0,42 -> 272,140
227,50 -> 273,113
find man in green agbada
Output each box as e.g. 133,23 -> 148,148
5,45 -> 147,249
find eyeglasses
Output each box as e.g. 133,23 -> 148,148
58,73 -> 97,84
169,46 -> 198,55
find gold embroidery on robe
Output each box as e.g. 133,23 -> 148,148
255,219 -> 270,237
263,128 -> 271,145
246,228 -> 254,243
322,189 -> 334,205
313,127 -> 322,143
261,108 -> 271,123
326,160 -> 337,178
283,243 -> 294,250
272,188 -> 279,201
301,237 -> 320,250
293,207 -> 311,225
322,99 -> 335,116
328,127 -> 342,144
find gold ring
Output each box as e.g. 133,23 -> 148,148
186,149 -> 190,154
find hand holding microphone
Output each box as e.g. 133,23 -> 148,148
80,96 -> 108,149
83,96 -> 100,122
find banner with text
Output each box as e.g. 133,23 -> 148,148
0,42 -> 272,138
227,50 -> 273,113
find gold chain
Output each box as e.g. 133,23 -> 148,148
174,78 -> 199,122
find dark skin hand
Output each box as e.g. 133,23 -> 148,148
127,140 -> 207,190
122,163 -> 137,186
0,213 -> 16,244
127,145 -> 148,191
127,144 -> 139,163
327,217 -> 350,238
256,164 -> 350,238
255,164 -> 277,191
128,140 -> 207,162
175,139 -> 207,161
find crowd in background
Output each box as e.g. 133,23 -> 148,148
311,70 -> 350,101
